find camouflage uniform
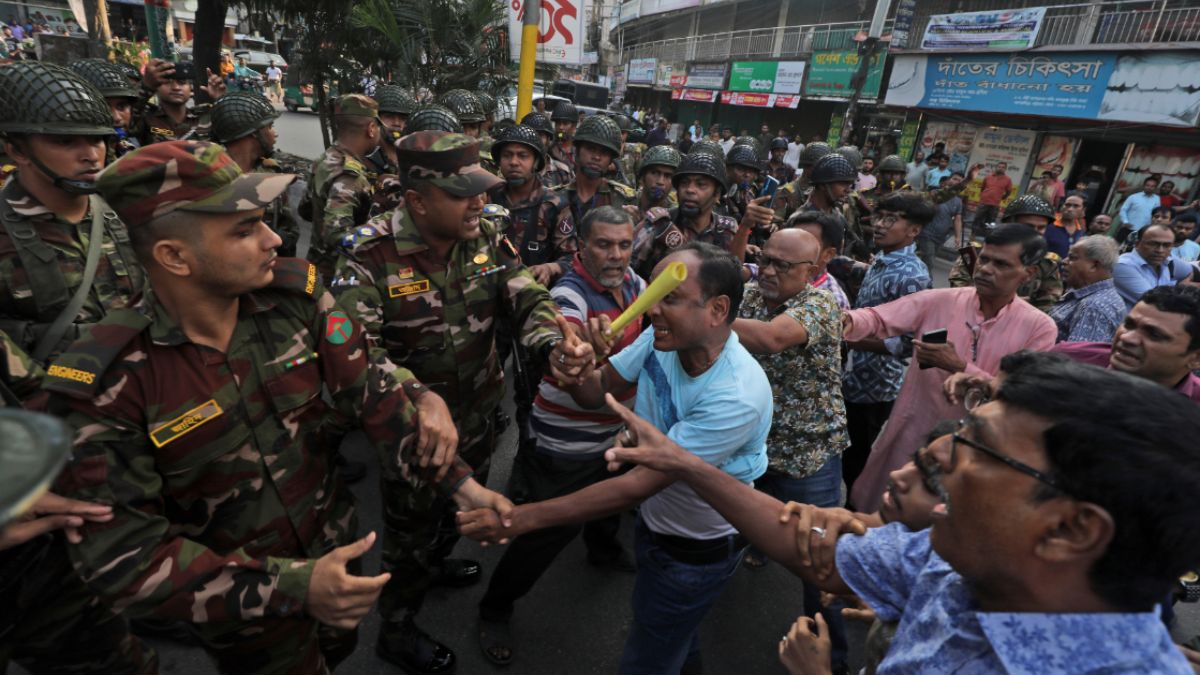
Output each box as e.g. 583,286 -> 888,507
620,142 -> 646,186
47,140 -> 470,675
330,132 -> 562,640
364,146 -> 405,217
773,177 -> 813,223
634,186 -> 677,218
768,160 -> 796,184
540,155 -> 574,189
486,182 -> 576,268
631,206 -> 739,280
549,142 -> 576,174
137,102 -> 211,145
552,179 -> 637,242
948,244 -> 1064,312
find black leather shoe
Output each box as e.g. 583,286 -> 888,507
334,451 -> 366,483
433,558 -> 482,588
587,549 -> 637,573
376,619 -> 456,675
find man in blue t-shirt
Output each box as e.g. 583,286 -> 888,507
459,242 -> 772,674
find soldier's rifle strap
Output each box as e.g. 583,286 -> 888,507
31,195 -> 106,364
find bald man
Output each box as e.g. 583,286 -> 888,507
732,227 -> 852,671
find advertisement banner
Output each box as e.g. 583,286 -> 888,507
685,62 -> 727,90
918,121 -> 979,175
890,0 -> 919,50
1033,135 -> 1079,187
720,91 -> 801,109
672,88 -> 720,103
921,8 -> 1046,50
639,0 -> 700,16
628,57 -> 657,84
727,61 -> 806,94
1100,52 -> 1200,128
509,0 -> 585,65
655,62 -> 674,89
826,114 -> 844,147
897,118 -> 922,162
961,127 -> 1038,207
804,50 -> 886,100
669,73 -> 688,87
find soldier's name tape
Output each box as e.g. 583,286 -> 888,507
150,399 -> 224,448
389,280 -> 430,298
47,364 -> 96,385
304,264 -> 317,296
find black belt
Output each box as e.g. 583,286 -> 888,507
644,525 -> 747,566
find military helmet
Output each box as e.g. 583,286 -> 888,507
638,145 -> 682,177
573,115 -> 622,156
210,91 -> 279,144
0,62 -> 114,137
475,91 -> 497,116
492,124 -> 545,171
769,137 -> 789,151
611,113 -> 634,132
113,62 -> 142,85
521,111 -> 554,136
68,59 -> 139,100
877,154 -> 907,174
0,410 -> 74,528
373,84 -> 418,116
725,144 -> 761,171
406,105 -> 463,133
628,127 -> 646,144
550,100 -> 579,122
810,153 -> 858,185
689,138 -> 725,161
835,145 -> 863,170
674,152 -> 728,195
799,141 -> 832,168
1004,194 -> 1056,222
734,135 -> 762,155
437,89 -> 485,124
492,118 -> 516,136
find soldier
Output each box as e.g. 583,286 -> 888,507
306,94 -> 380,278
408,105 -> 464,134
331,131 -> 587,674
521,112 -> 573,188
47,140 -> 512,675
548,101 -> 579,172
949,194 -> 1064,311
774,141 -> 831,224
611,113 -> 639,185
474,90 -> 498,154
136,58 -> 225,145
69,58 -> 142,159
767,137 -> 796,184
368,85 -> 420,217
0,62 -> 146,364
796,153 -> 870,261
438,89 -> 486,139
631,152 -> 772,278
632,144 -> 680,218
724,143 -> 763,224
551,115 -> 636,260
858,154 -> 909,212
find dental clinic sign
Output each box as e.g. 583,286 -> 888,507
727,61 -> 807,95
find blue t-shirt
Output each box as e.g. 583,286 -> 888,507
610,327 -> 771,539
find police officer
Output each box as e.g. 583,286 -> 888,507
331,131 -> 585,674
0,62 -> 145,364
632,144 -> 681,217
775,141 -> 831,223
548,100 -> 579,172
767,137 -> 795,184
949,194 -> 1064,311
306,94 -> 380,278
724,143 -> 763,223
521,112 -> 574,188
552,115 -> 636,260
69,58 -> 142,159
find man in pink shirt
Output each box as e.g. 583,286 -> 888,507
842,224 -> 1057,511
972,161 -> 1016,229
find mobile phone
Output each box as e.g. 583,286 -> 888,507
171,60 -> 195,81
919,328 -> 948,369
759,175 -> 780,200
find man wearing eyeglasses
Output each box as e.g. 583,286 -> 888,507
731,228 -> 851,673
1112,223 -> 1197,310
601,355 -> 1200,675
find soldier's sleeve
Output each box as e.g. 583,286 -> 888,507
929,179 -> 969,205
948,251 -> 975,288
489,223 -> 562,353
546,194 -> 578,270
321,171 -> 372,252
1026,255 -> 1064,312
0,328 -> 44,406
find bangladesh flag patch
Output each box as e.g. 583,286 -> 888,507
325,311 -> 354,345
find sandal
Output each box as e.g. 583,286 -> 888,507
742,551 -> 767,569
478,616 -> 515,667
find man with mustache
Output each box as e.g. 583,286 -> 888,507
1112,222 -> 1196,310
631,144 -> 680,218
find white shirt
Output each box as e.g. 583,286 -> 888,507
266,66 -> 282,81
719,138 -> 735,155
784,142 -> 802,169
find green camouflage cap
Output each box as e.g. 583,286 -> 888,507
0,410 -> 73,527
396,131 -> 501,197
334,93 -> 380,118
96,140 -> 297,227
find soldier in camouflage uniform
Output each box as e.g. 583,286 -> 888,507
767,137 -> 796,184
306,94 -> 380,278
0,333 -> 158,675
331,131 -> 582,674
610,113 -> 641,185
135,58 -> 222,146
47,140 -> 511,675
0,62 -> 146,364
774,141 -> 831,224
474,91 -> 498,161
552,115 -> 636,258
632,144 -> 680,219
724,143 -> 763,224
521,112 -> 573,188
548,101 -> 579,173
368,85 -> 420,217
438,90 -> 486,140
949,194 -> 1064,311
69,59 -> 142,160
797,153 -> 871,261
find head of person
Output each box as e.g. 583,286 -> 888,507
880,419 -> 959,528
974,223 -> 1045,302
809,153 -> 857,205
237,56 -> 247,67
1062,235 -> 1116,290
492,124 -> 544,189
637,146 -> 680,202
913,150 -> 925,165
1003,195 -> 1055,235
332,94 -> 382,155
373,85 -> 417,139
1150,206 -> 1173,229
937,155 -> 950,170
873,191 -> 934,252
876,154 -> 908,190
672,153 -> 726,219
992,161 -> 1008,176
786,210 -> 844,275
1060,193 -> 1086,223
647,241 -> 742,351
769,137 -> 788,163
930,354 -> 1200,614
1135,223 -> 1174,268
573,115 -> 622,181
757,228 -> 820,304
943,170 -> 965,189
657,117 -> 668,130
1051,164 -> 1063,178
1110,284 -> 1200,388
861,156 -> 875,174
210,92 -> 279,163
1089,213 -> 1112,236
156,64 -> 193,106
725,146 -> 761,190
96,141 -> 295,295
551,104 -> 578,140
1172,216 -> 1195,245
759,123 -> 769,135
1160,180 -> 1175,196
577,205 -> 634,289
398,131 -> 502,245
1142,176 -> 1159,195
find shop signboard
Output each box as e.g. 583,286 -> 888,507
672,88 -> 720,103
804,50 -> 885,100
654,62 -> 674,90
728,61 -> 806,95
826,114 -> 844,147
890,0 -> 919,50
628,57 -> 657,84
1033,135 -> 1079,187
669,73 -> 688,87
685,62 -> 727,90
961,127 -> 1038,207
918,121 -> 979,175
921,8 -> 1046,50
897,118 -> 922,162
720,91 -> 801,109
508,0 -> 585,65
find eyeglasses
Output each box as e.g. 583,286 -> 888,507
872,212 -> 904,228
949,420 -> 1064,492
757,253 -> 814,274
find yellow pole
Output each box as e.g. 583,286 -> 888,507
516,0 -> 539,120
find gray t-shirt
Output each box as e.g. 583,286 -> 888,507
919,196 -> 962,243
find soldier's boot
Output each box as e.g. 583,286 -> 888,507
376,612 -> 456,675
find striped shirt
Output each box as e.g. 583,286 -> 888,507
531,255 -> 646,458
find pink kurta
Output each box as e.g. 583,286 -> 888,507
844,287 -> 1057,511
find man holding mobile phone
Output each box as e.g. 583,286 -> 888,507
137,59 -> 226,146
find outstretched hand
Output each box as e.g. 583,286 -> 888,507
603,393 -> 694,474
777,502 -> 866,579
547,315 -> 595,385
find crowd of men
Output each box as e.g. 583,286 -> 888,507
1,57 -> 1200,675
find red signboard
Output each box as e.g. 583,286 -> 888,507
720,91 -> 801,109
672,88 -> 720,102
669,73 -> 687,87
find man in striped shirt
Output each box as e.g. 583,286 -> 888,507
477,205 -> 645,665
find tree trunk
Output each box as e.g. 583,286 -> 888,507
192,0 -> 227,103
